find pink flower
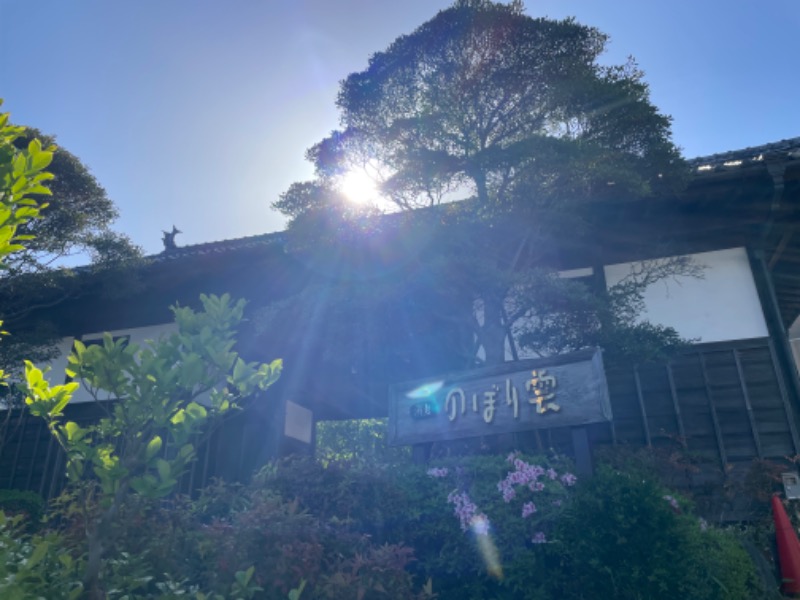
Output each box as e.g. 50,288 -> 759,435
522,502 -> 537,518
663,495 -> 680,512
426,467 -> 449,478
448,491 -> 479,531
532,531 -> 547,544
560,473 -> 577,487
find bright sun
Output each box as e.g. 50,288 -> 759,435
339,168 -> 379,205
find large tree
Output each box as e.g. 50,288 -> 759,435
274,0 -> 695,368
8,128 -> 139,275
0,124 -> 142,376
297,0 -> 685,213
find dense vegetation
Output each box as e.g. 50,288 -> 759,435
0,3 -> 775,598
0,450 -> 764,599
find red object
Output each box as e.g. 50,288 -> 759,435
772,495 -> 800,595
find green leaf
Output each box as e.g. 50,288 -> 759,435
235,566 -> 255,587
185,401 -> 207,421
49,384 -> 77,416
155,458 -> 171,482
178,443 -> 194,459
63,421 -> 83,442
145,435 -> 163,461
171,409 -> 186,425
26,539 -> 49,569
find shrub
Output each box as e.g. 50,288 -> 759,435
263,453 -> 765,599
315,418 -> 410,466
544,466 -> 762,600
0,489 -> 44,526
0,511 -> 84,599
90,474 -> 429,599
263,452 -> 577,599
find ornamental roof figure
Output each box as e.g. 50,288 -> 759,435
161,225 -> 182,251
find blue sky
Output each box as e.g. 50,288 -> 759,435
1,1 -> 798,254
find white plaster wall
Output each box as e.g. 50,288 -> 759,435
604,247 -> 768,343
32,337 -> 74,387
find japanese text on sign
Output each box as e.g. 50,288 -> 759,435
443,369 -> 560,425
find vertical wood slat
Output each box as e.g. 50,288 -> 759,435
699,353 -> 728,467
732,349 -> 763,458
47,446 -> 64,501
200,430 -> 213,489
186,433 -> 198,495
38,436 -> 56,498
8,412 -> 28,490
768,338 -> 800,454
24,420 -> 45,491
665,363 -> 687,446
237,418 -> 250,481
633,365 -> 652,446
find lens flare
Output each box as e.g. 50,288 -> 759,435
405,380 -> 444,399
471,514 -> 503,580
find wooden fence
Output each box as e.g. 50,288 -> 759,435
1,337 -> 798,501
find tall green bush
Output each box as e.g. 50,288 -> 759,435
264,452 -> 576,599
545,466 -> 762,599
264,454 -> 762,600
24,293 -> 282,598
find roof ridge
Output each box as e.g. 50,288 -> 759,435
689,136 -> 800,170
150,230 -> 286,260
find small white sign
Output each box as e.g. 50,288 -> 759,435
782,472 -> 800,500
284,400 -> 313,444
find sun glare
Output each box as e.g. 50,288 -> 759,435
339,168 -> 379,205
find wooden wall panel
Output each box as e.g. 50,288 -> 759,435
1,338 -> 798,501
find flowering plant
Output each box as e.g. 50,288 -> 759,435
428,451 -> 576,547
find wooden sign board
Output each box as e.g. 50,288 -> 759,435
388,348 -> 611,446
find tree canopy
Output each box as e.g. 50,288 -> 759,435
278,0 -> 685,219
272,1 -> 696,368
0,119 -> 142,372
9,128 -> 139,274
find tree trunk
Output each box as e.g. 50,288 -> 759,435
473,169 -> 490,206
481,295 -> 507,365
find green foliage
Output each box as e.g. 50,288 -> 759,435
0,117 -> 142,384
545,466 -> 762,600
80,474 -> 429,599
0,449 -> 766,599
24,293 -> 282,597
262,452 -> 764,600
263,453 -> 574,599
280,0 -> 685,218
315,418 -> 409,466
8,126 -> 140,274
0,489 -> 44,526
0,101 -> 53,268
0,100 -> 56,449
0,511 -> 84,599
270,2 -> 697,370
26,293 -> 281,498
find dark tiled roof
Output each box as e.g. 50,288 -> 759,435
688,136 -> 800,175
151,231 -> 286,261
